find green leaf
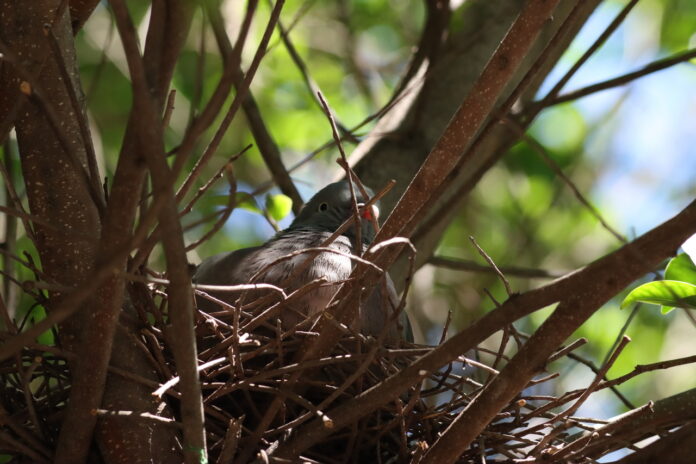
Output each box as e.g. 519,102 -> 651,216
208,192 -> 258,215
621,280 -> 696,311
236,192 -> 261,214
265,193 -> 293,221
660,305 -> 675,315
665,253 -> 696,284
208,193 -> 262,214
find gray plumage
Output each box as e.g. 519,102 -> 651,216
193,181 -> 409,344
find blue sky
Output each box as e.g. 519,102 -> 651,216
536,0 -> 695,237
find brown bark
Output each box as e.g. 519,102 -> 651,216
81,2 -> 196,462
0,0 -> 102,352
69,0 -> 101,31
0,0 -> 192,462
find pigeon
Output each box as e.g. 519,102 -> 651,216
193,180 -> 410,344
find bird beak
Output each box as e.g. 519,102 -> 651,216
360,204 -> 379,221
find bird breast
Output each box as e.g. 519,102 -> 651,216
238,231 -> 358,321
243,231 -> 354,283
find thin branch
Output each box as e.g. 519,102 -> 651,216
169,0 -> 258,172
189,12 -> 207,124
185,162 -> 237,251
336,0 -> 377,108
207,4 -> 304,215
274,10 -> 355,140
530,336 -> 631,456
506,118 -> 627,243
174,0 -> 284,200
429,256 -> 563,279
250,66 -> 427,197
601,302 -> 640,368
162,89 -> 177,129
543,48 -> 696,107
153,357 -> 227,398
316,91 -> 363,250
547,338 -> 587,364
85,10 -> 115,102
598,354 -> 696,391
0,142 -> 36,244
94,409 -> 181,427
553,402 -> 655,461
533,0 -> 640,109
130,145 -> 250,270
469,235 -> 512,296
181,145 -> 252,217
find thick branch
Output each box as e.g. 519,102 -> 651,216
614,420 -> 696,464
68,0 -> 101,31
54,1 -> 194,462
421,199 -> 696,462
574,388 -> 696,460
104,2 -> 205,463
0,0 -> 102,349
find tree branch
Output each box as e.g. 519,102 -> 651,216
103,1 -> 205,462
54,0 -> 193,461
544,47 -> 696,107
429,255 -> 563,279
421,199 -> 696,462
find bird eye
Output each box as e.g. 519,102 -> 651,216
318,202 -> 329,212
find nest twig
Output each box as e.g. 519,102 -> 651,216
1,278 -> 695,463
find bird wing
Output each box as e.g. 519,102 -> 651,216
193,246 -> 263,286
192,246 -> 264,313
362,273 -> 413,344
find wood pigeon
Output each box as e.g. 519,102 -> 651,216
193,180 -> 411,344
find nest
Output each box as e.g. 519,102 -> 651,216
0,282 -> 687,463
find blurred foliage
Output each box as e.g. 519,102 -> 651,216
1,0 -> 695,420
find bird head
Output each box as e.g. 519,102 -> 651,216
289,180 -> 380,243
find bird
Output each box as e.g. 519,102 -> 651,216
193,180 -> 410,344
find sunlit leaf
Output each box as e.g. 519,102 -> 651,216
265,193 -> 293,221
665,253 -> 696,284
621,280 -> 696,311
